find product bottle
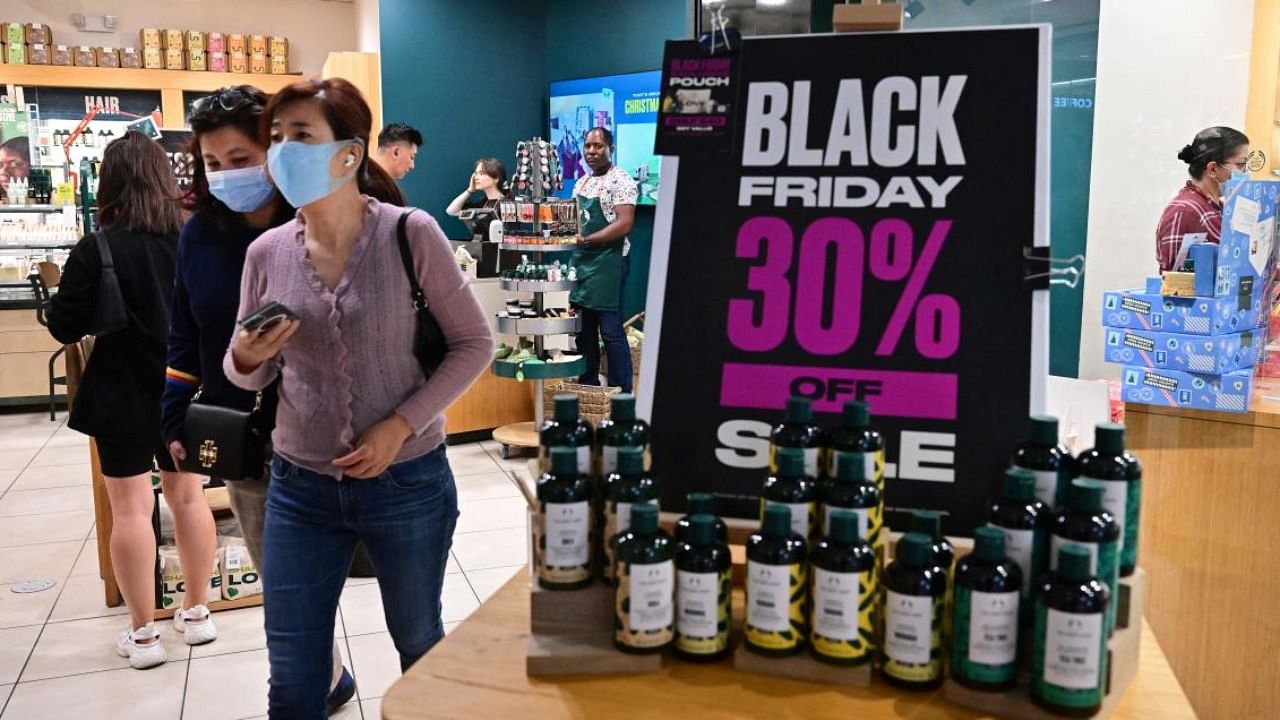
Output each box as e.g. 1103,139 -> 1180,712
952,527 -> 1022,691
881,532 -> 947,689
540,393 -> 593,477
910,510 -> 954,574
613,504 -> 675,654
820,452 -> 883,558
769,395 -> 825,479
1032,544 -> 1110,716
1011,415 -> 1074,509
597,393 -> 650,477
1052,479 -> 1120,634
1074,423 -> 1142,577
826,400 -> 886,494
760,447 -> 818,541
986,467 -> 1052,626
810,510 -> 877,666
674,492 -> 728,545
534,447 -> 593,590
601,447 -> 658,581
675,514 -> 732,662
745,505 -> 808,657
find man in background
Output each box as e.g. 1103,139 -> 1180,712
372,122 -> 422,180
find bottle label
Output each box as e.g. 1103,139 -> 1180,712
543,501 -> 589,568
884,590 -> 935,666
746,561 -> 805,650
1037,607 -> 1105,702
811,567 -> 876,662
990,524 -> 1038,599
967,590 -> 1019,665
615,560 -> 674,648
1050,535 -> 1120,633
822,505 -> 869,543
762,499 -> 814,539
676,568 -> 730,654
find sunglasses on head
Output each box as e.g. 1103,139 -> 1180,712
190,87 -> 255,119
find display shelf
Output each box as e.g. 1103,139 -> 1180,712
501,278 -> 579,293
492,356 -> 586,380
496,315 -> 581,336
500,242 -> 578,253
0,205 -> 63,214
492,421 -> 540,452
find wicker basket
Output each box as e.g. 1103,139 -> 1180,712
544,382 -> 620,426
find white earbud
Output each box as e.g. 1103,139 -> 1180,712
345,155 -> 356,167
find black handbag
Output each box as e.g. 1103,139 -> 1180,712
89,232 -> 129,336
396,210 -> 448,375
179,391 -> 266,481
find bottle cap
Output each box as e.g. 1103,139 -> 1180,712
630,503 -> 658,534
910,510 -> 942,539
618,446 -> 644,475
1030,415 -> 1059,446
896,532 -> 932,566
611,394 -> 637,421
1056,543 -> 1093,581
836,453 -> 868,484
1003,467 -> 1036,502
1094,423 -> 1126,455
688,514 -> 716,546
786,395 -> 812,424
553,394 -> 579,423
1069,478 -> 1106,513
843,400 -> 870,428
776,447 -> 806,477
549,447 -> 577,475
762,504 -> 793,537
686,492 -> 714,515
828,510 -> 860,544
973,526 -> 1006,562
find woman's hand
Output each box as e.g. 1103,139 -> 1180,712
230,318 -> 299,375
168,440 -> 186,470
467,173 -> 479,193
333,413 -> 414,479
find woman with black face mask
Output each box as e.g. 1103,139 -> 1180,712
1156,126 -> 1250,272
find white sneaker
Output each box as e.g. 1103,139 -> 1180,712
173,605 -> 219,646
116,624 -> 167,670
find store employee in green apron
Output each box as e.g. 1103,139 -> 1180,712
571,127 -> 637,392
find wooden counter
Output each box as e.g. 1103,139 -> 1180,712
0,307 -> 64,405
1126,378 -> 1280,720
382,568 -> 1195,720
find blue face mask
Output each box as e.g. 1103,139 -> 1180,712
206,164 -> 275,213
267,139 -> 359,208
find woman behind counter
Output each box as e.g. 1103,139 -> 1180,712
445,158 -> 508,217
1155,126 -> 1249,272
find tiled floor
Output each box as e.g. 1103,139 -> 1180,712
0,411 -> 528,719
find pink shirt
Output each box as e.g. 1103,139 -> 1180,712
1155,181 -> 1222,272
224,198 -> 493,479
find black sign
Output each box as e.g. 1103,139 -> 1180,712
655,40 -> 740,156
21,86 -> 161,122
640,28 -> 1051,534
159,130 -> 194,192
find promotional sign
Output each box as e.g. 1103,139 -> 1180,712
641,27 -> 1050,533
549,71 -> 661,203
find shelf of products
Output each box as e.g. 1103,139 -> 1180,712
500,279 -> 579,293
491,355 -> 586,380
500,241 -> 578,253
495,315 -> 581,336
0,205 -> 62,214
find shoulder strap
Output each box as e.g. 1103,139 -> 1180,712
396,209 -> 427,311
94,231 -> 115,270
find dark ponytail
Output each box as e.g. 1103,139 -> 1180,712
1179,126 -> 1249,179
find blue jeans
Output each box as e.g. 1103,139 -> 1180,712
576,307 -> 633,392
262,446 -> 458,719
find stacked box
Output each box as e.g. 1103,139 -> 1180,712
207,32 -> 226,54
52,45 -> 73,66
25,23 -> 51,45
163,29 -> 184,51
227,34 -> 247,54
6,41 -> 24,65
1120,366 -> 1253,413
139,28 -> 162,49
95,47 -> 120,68
143,46 -> 163,69
4,23 -> 24,45
1104,326 -> 1259,375
209,51 -> 227,72
229,51 -> 248,73
188,48 -> 207,71
1101,279 -> 1261,335
27,43 -> 48,64
120,47 -> 141,69
165,46 -> 185,70
250,52 -> 267,74
73,46 -> 96,67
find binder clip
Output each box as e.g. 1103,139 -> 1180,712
698,1 -> 740,56
1022,245 -> 1085,290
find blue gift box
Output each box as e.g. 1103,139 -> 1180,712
1217,177 -> 1279,304
1101,277 -> 1263,336
1103,326 -> 1259,374
1120,366 -> 1253,413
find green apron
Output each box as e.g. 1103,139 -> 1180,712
569,196 -> 623,312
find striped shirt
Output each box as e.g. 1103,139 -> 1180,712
1155,181 -> 1221,272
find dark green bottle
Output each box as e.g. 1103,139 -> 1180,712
769,395 -> 825,479
597,394 -> 650,477
910,510 -> 954,574
1075,423 -> 1142,577
952,527 -> 1022,691
881,533 -> 946,689
675,492 -> 729,545
809,510 -> 877,666
1011,415 -> 1074,509
613,504 -> 675,654
760,447 -> 818,541
745,505 -> 808,657
540,394 -> 594,476
602,447 -> 659,581
1052,479 -> 1120,635
986,467 -> 1051,626
826,400 -> 885,494
675,515 -> 732,662
535,447 -> 593,590
1032,544 -> 1110,716
821,452 -> 883,558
